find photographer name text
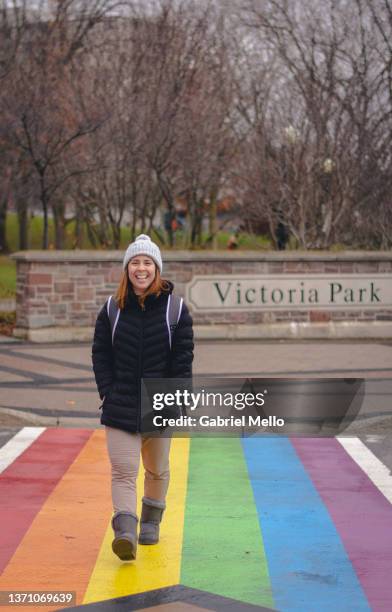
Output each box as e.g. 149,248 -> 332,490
152,414 -> 284,428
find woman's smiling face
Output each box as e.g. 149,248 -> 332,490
127,255 -> 156,295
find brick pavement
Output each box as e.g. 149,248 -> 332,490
0,339 -> 391,432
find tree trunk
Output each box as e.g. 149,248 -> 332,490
74,207 -> 83,248
187,194 -> 197,248
156,175 -> 174,246
86,221 -> 97,248
14,197 -> 29,250
147,211 -> 154,234
0,198 -> 9,253
0,166 -> 12,253
185,205 -> 193,248
166,202 -> 174,247
208,189 -> 218,250
53,204 -> 65,249
40,173 -> 49,249
131,205 -> 137,241
42,199 -> 49,249
111,221 -> 121,248
196,213 -> 203,247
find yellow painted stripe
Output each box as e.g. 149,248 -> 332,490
83,437 -> 190,603
0,430 -> 112,611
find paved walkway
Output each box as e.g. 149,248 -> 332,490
0,339 -> 391,432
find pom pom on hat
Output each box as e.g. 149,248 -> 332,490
123,234 -> 163,273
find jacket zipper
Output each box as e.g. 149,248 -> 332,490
137,307 -> 144,432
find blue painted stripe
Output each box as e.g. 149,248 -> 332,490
242,437 -> 371,612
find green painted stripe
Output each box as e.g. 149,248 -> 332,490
181,437 -> 274,608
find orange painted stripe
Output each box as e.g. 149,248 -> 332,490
0,429 -> 111,612
0,428 -> 92,574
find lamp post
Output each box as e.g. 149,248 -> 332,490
321,158 -> 334,246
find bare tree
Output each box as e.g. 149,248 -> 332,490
0,0 -> 27,80
232,0 -> 392,248
0,0 -> 128,249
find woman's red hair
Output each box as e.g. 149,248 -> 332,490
115,266 -> 170,310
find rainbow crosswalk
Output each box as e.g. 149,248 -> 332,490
0,428 -> 392,611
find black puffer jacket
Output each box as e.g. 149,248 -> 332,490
92,282 -> 194,433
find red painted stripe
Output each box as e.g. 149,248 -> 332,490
0,428 -> 92,574
292,437 -> 392,612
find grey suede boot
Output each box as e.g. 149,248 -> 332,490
111,512 -> 138,560
138,497 -> 165,545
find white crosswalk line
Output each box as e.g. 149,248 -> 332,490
338,436 -> 392,504
0,427 -> 46,474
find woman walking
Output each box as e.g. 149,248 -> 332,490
92,234 -> 193,561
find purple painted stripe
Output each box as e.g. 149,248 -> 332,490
291,438 -> 392,612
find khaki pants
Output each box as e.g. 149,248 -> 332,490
105,425 -> 171,516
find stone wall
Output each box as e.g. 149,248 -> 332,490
11,250 -> 392,341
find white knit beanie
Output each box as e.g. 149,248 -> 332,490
123,234 -> 163,273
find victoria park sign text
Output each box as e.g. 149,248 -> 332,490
185,275 -> 392,312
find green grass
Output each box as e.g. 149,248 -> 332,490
6,213 -> 114,250
5,213 -> 273,251
217,231 -> 272,250
0,256 -> 16,298
151,229 -> 272,250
